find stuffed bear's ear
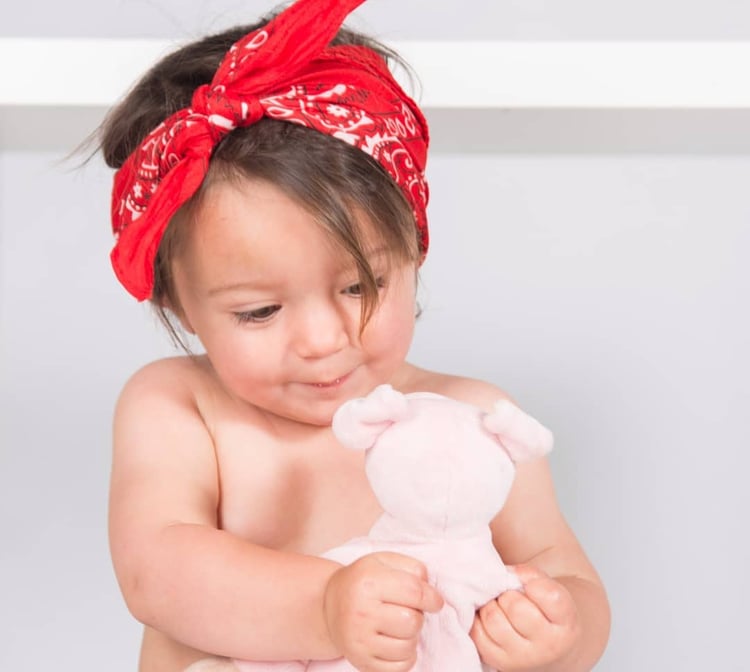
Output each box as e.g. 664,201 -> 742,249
482,399 -> 554,463
332,384 -> 411,451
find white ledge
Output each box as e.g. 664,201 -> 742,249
3,39 -> 750,152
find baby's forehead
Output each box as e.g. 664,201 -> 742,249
176,176 -> 405,280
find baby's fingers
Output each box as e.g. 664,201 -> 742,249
471,603 -> 522,671
373,552 -> 444,613
375,601 -> 425,640
371,627 -> 421,662
380,569 -> 443,615
519,575 -> 578,627
508,564 -> 577,626
475,596 -> 520,644
497,588 -> 549,640
508,563 -> 548,585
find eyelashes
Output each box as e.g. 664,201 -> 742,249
342,276 -> 386,297
232,277 -> 386,324
233,305 -> 281,324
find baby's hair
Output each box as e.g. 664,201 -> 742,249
99,17 -> 421,348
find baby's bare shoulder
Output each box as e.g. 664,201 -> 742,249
116,355 -> 219,412
113,357 -> 212,443
112,356 -> 227,451
120,355 -> 205,392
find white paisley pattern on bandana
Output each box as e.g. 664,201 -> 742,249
260,84 -> 428,228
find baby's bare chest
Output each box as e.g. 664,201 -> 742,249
211,419 -> 382,556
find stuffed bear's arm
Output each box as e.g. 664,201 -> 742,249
427,536 -> 520,632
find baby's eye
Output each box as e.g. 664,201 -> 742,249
234,305 -> 280,323
343,283 -> 364,297
342,277 -> 386,296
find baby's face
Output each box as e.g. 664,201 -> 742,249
171,177 -> 418,426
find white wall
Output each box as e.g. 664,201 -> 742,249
4,0 -> 750,39
2,2 -> 749,671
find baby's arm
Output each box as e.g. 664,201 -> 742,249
472,455 -> 609,671
109,362 -> 338,660
109,362 -> 440,665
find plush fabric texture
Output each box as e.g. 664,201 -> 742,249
221,385 -> 554,672
110,0 -> 429,300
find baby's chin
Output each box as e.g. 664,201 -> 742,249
253,401 -> 340,432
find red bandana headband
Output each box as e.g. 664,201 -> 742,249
110,0 -> 429,301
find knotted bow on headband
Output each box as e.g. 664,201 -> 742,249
110,0 -> 429,301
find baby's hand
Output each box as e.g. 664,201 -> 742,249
323,552 -> 443,672
470,564 -> 580,671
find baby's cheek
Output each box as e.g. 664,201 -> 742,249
373,325 -> 413,379
369,292 -> 416,350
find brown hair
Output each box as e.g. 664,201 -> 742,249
98,18 -> 421,347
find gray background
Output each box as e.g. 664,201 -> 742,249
5,0 -> 750,39
1,1 -> 749,671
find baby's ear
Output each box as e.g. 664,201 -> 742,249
482,399 -> 554,463
332,384 -> 411,451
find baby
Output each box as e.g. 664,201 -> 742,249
102,0 -> 610,670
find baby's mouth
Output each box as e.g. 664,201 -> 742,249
313,377 -> 344,388
310,371 -> 352,388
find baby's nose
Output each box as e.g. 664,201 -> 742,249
294,302 -> 350,358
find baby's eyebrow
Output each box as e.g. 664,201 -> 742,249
206,279 -> 274,296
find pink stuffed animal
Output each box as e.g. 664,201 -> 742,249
186,385 -> 553,672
